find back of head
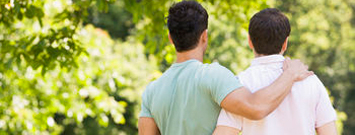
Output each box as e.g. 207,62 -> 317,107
167,1 -> 208,52
249,8 -> 291,55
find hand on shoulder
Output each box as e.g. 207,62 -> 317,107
282,57 -> 314,82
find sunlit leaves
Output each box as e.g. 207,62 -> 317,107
0,22 -> 158,134
0,0 -> 115,75
0,0 -> 157,134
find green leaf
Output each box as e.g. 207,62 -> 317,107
25,5 -> 36,18
37,16 -> 43,27
17,13 -> 23,20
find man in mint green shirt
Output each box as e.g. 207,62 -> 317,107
138,1 -> 312,135
141,60 -> 243,135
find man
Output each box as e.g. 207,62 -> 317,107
213,8 -> 337,135
138,1 -> 312,135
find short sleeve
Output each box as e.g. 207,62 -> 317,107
139,88 -> 152,118
217,109 -> 243,130
201,63 -> 243,105
314,77 -> 337,127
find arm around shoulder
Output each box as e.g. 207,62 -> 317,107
221,86 -> 267,120
220,58 -> 313,120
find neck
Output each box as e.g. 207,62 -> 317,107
255,53 -> 266,58
176,47 -> 204,63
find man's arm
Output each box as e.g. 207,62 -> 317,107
316,121 -> 337,135
138,117 -> 161,135
221,58 -> 313,120
138,87 -> 160,135
213,126 -> 240,135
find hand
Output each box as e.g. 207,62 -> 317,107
282,57 -> 314,82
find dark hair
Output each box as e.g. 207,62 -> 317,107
167,1 -> 208,52
249,8 -> 291,55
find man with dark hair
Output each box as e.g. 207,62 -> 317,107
167,1 -> 208,52
214,8 -> 337,135
138,2 -> 312,135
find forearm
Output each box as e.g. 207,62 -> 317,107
221,70 -> 295,120
248,70 -> 295,118
316,121 -> 337,135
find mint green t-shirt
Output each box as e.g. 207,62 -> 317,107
140,59 -> 243,135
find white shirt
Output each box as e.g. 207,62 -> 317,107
217,55 -> 337,135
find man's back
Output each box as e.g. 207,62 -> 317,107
217,55 -> 337,135
140,59 -> 242,135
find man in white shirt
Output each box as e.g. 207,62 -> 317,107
213,8 -> 337,135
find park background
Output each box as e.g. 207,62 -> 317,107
0,0 -> 354,134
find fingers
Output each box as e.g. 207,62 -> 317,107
295,71 -> 314,81
309,71 -> 314,75
283,61 -> 288,71
302,64 -> 309,72
283,57 -> 313,81
288,59 -> 304,68
283,58 -> 304,71
282,57 -> 291,70
295,64 -> 311,81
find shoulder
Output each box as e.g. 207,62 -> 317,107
295,74 -> 323,87
202,62 -> 232,74
237,67 -> 252,78
293,74 -> 327,99
198,62 -> 238,83
142,80 -> 158,96
236,66 -> 260,81
198,62 -> 237,86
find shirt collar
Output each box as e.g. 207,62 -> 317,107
251,54 -> 285,66
171,59 -> 201,67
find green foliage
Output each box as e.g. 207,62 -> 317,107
0,0 -> 114,75
0,23 -> 158,134
85,0 -> 134,39
0,0 -> 157,134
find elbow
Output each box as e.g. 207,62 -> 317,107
250,112 -> 267,120
248,112 -> 265,120
248,107 -> 269,120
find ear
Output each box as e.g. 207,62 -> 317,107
248,35 -> 254,49
281,37 -> 289,52
200,29 -> 208,43
168,33 -> 174,44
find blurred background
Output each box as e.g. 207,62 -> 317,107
0,0 -> 354,134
